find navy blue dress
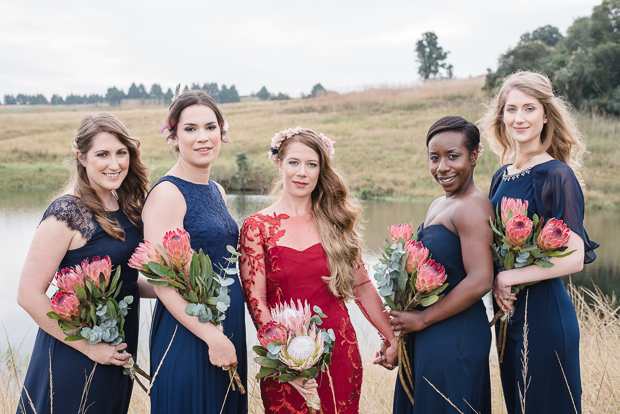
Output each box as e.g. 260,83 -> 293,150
147,176 -> 247,414
18,195 -> 142,414
489,160 -> 598,414
393,224 -> 492,414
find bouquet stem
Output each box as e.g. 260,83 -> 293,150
307,392 -> 322,411
397,338 -> 415,405
122,355 -> 152,394
228,367 -> 246,394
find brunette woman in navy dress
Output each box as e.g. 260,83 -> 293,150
143,90 -> 247,414
16,112 -> 153,414
389,116 -> 494,414
481,71 -> 598,414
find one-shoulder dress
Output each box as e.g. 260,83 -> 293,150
17,195 -> 142,414
148,176 -> 247,414
393,224 -> 492,414
489,160 -> 598,414
239,212 -> 393,414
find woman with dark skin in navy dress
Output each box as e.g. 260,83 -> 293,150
388,116 -> 494,414
481,71 -> 598,414
143,90 -> 247,414
16,112 -> 154,414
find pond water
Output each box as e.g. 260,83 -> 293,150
1,191 -> 617,360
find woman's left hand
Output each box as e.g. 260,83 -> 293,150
389,309 -> 427,335
373,338 -> 398,370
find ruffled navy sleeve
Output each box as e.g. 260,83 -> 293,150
533,161 -> 599,264
41,195 -> 96,242
489,165 -> 509,199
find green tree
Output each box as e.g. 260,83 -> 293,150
202,83 -> 219,101
309,83 -> 326,98
127,83 -> 140,99
150,83 -> 163,98
416,32 -> 451,80
270,93 -> 291,100
106,87 -> 126,106
257,86 -> 270,100
520,25 -> 564,47
4,95 -> 16,105
484,40 -> 555,90
163,88 -> 173,102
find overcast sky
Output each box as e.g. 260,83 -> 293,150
0,0 -> 603,99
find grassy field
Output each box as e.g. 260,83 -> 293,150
2,284 -> 618,413
1,76 -> 618,208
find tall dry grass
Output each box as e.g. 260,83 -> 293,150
2,284 -> 618,413
1,77 -> 617,207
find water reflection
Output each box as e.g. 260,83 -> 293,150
1,192 -> 617,355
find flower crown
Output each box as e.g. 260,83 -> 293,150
268,126 -> 335,164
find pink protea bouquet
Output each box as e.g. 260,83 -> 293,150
489,197 -> 576,361
129,228 -> 245,393
373,224 -> 449,314
46,256 -> 151,390
253,299 -> 335,412
373,223 -> 449,404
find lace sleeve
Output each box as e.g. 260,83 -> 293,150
41,195 -> 96,241
239,216 -> 272,330
353,261 -> 396,342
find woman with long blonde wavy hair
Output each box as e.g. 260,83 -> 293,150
482,71 -> 598,414
239,127 -> 397,413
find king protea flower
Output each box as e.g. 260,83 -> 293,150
55,266 -> 84,293
271,299 -> 311,335
129,240 -> 164,270
257,321 -> 288,348
279,323 -> 325,371
163,229 -> 193,270
81,256 -> 112,288
51,291 -> 81,320
501,197 -> 529,226
415,259 -> 447,294
404,240 -> 429,274
388,223 -> 414,244
537,219 -> 570,251
505,214 -> 533,247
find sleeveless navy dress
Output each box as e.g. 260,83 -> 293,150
17,195 -> 142,414
489,160 -> 598,414
147,176 -> 247,414
393,224 -> 492,414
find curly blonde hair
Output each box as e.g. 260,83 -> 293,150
271,129 -> 363,302
480,71 -> 587,182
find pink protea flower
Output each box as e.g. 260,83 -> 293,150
81,256 -> 112,289
415,259 -> 447,294
388,223 -> 414,244
501,197 -> 529,226
163,229 -> 193,270
537,219 -> 570,251
129,240 -> 163,270
257,321 -> 288,348
270,299 -> 311,334
505,214 -> 533,247
404,240 -> 429,274
279,323 -> 325,371
51,291 -> 81,320
55,266 -> 84,293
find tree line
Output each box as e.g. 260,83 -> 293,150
485,0 -> 620,114
2,82 -> 242,106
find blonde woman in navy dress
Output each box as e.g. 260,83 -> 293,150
481,71 -> 598,414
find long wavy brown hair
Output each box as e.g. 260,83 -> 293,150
61,112 -> 150,240
480,71 -> 587,182
272,129 -> 363,301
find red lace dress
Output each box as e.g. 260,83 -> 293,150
239,212 -> 394,414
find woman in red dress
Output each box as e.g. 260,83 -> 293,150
239,127 -> 397,413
